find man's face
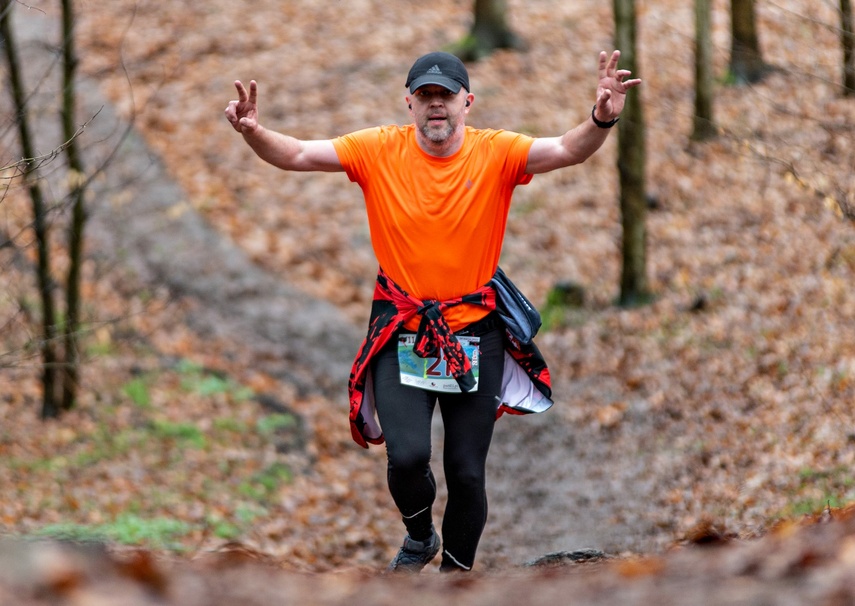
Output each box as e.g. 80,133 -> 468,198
409,85 -> 468,144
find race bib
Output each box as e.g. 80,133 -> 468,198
397,334 -> 480,393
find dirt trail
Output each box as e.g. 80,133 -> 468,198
4,510 -> 855,605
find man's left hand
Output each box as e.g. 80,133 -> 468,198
594,50 -> 642,123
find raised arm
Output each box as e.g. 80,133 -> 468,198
225,80 -> 343,172
525,50 -> 641,175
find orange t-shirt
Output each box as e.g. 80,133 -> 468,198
332,125 -> 534,330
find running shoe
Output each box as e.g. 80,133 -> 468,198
386,526 -> 440,573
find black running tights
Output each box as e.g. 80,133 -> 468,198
371,326 -> 504,571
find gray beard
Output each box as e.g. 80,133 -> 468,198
420,118 -> 455,143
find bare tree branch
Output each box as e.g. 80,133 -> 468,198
0,107 -> 102,177
724,128 -> 855,222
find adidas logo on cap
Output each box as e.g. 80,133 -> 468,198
426,65 -> 443,75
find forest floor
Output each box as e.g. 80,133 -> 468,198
2,0 -> 855,603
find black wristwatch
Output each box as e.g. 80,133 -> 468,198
591,105 -> 619,129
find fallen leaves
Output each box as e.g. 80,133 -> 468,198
1,0 -> 854,587
595,402 -> 627,429
6,505 -> 855,605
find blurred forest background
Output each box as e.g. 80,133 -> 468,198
1,0 -> 855,591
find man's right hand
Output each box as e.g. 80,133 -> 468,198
225,80 -> 259,134
224,79 -> 342,172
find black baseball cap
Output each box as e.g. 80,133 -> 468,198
405,52 -> 470,94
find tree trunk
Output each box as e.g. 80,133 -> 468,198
613,0 -> 651,306
1,0 -> 61,418
454,0 -> 525,61
692,0 -> 717,140
842,0 -> 855,96
61,0 -> 87,411
729,0 -> 768,84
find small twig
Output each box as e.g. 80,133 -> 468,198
719,128 -> 855,222
16,0 -> 45,13
0,107 -> 103,177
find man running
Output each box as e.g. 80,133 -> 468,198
225,49 -> 640,573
